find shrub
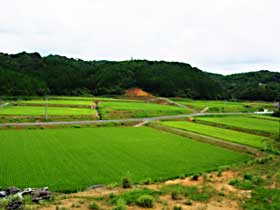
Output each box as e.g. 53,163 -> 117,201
142,178 -> 152,185
173,205 -> 182,210
229,178 -> 239,186
218,191 -> 225,196
112,199 -> 127,210
171,191 -> 180,200
110,188 -> 158,205
244,173 -> 253,180
184,199 -> 192,205
0,198 -> 8,209
217,170 -> 222,177
192,174 -> 199,181
122,177 -> 132,188
136,195 -> 154,208
89,201 -> 99,210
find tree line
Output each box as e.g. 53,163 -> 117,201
0,52 -> 279,101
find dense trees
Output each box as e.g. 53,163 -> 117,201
0,52 -> 279,101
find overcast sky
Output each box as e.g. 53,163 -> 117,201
0,0 -> 279,74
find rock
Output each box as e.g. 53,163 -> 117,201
0,191 -> 7,197
6,187 -> 21,195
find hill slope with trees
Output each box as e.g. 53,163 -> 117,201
0,52 -> 279,101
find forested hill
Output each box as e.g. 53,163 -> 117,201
0,52 -> 279,101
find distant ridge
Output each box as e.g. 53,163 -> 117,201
0,52 -> 279,101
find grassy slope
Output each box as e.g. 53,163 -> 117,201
0,106 -> 96,116
197,116 -> 278,134
162,121 -> 268,148
0,127 -> 248,191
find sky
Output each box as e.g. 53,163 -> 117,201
0,0 -> 279,75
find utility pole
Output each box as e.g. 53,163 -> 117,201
45,95 -> 48,121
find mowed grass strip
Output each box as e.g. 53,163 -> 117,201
0,105 -> 96,116
0,127 -> 248,191
162,121 -> 268,148
197,116 -> 278,134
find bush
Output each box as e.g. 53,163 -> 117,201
89,201 -> 99,210
244,173 -> 253,180
136,195 -> 154,208
112,199 -> 127,210
0,198 -> 8,209
192,174 -> 199,181
171,191 -> 180,200
229,178 -> 239,186
173,205 -> 182,210
110,188 -> 158,205
122,177 -> 132,188
217,170 -> 222,177
142,178 -> 152,185
184,199 -> 192,205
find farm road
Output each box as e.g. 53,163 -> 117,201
0,112 -> 271,127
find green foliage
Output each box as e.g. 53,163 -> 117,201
89,201 -> 99,210
0,52 -> 223,98
229,175 -> 264,190
244,188 -> 280,210
161,184 -> 214,202
112,199 -> 127,210
0,127 -> 247,191
0,198 -> 8,209
136,195 -> 154,208
122,177 -> 132,188
1,52 -> 279,100
173,205 -> 182,210
110,188 -> 158,205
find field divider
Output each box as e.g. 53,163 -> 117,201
149,122 -> 260,155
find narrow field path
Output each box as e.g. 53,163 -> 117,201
159,98 -> 193,110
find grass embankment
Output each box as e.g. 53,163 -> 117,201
162,121 -> 269,148
197,115 -> 279,135
0,127 -> 248,191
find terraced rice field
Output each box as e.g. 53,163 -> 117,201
170,99 -> 274,113
0,105 -> 96,116
20,100 -> 92,106
99,101 -> 192,119
0,127 -> 248,191
162,121 -> 269,148
197,116 -> 278,134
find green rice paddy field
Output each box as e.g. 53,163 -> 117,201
99,101 -> 192,119
0,127 -> 249,191
197,116 -> 279,134
162,121 -> 269,148
0,106 -> 96,116
170,99 -> 274,113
